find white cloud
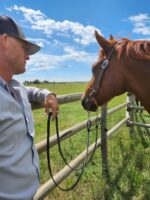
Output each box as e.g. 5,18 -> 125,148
128,13 -> 150,23
27,38 -> 51,48
63,46 -> 96,62
26,48 -> 97,71
128,13 -> 150,35
7,5 -> 102,46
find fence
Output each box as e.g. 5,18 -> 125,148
33,92 -> 147,200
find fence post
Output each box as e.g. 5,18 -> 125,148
126,92 -> 135,134
100,104 -> 109,179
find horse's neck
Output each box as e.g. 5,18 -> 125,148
126,59 -> 150,113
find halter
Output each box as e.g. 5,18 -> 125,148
89,41 -> 122,106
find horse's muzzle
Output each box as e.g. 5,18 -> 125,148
81,96 -> 98,112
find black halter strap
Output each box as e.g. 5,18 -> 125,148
89,40 -> 122,99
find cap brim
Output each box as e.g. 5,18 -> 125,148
10,34 -> 41,55
20,38 -> 41,55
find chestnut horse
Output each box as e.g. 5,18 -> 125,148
82,31 -> 150,113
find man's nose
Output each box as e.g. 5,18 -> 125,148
26,55 -> 30,60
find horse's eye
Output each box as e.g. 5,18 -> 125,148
92,62 -> 101,75
92,64 -> 96,75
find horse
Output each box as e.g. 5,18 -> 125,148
82,31 -> 150,113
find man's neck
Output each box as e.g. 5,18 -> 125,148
0,68 -> 13,83
0,58 -> 13,83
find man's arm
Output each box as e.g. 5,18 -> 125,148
25,86 -> 59,120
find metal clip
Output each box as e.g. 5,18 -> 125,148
101,59 -> 109,69
87,119 -> 92,132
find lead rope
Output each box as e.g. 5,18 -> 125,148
47,112 -> 100,191
47,112 -> 84,191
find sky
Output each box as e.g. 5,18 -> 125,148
1,0 -> 150,82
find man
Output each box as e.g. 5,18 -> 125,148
0,16 -> 59,200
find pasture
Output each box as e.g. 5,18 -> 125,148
28,82 -> 150,200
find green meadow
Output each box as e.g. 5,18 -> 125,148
29,82 -> 150,200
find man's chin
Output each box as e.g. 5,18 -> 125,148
15,69 -> 26,75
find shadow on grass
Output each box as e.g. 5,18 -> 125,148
94,112 -> 150,200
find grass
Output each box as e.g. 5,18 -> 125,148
28,82 -> 87,95
29,82 -> 150,200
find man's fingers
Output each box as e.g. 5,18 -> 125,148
44,93 -> 59,120
51,110 -> 59,120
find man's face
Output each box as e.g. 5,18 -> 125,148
6,35 -> 30,75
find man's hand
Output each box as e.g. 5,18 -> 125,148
44,93 -> 59,120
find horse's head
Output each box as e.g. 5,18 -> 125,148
82,31 -> 126,112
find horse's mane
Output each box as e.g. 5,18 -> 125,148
118,38 -> 150,60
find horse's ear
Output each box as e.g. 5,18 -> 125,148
109,34 -> 114,41
95,30 -> 111,55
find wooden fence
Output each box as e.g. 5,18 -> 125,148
33,92 -> 147,200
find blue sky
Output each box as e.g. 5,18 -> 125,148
1,0 -> 150,82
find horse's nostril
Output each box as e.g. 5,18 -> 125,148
81,98 -> 86,107
81,96 -> 98,112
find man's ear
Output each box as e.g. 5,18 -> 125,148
95,30 -> 112,56
0,34 -> 8,48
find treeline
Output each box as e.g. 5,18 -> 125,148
24,79 -> 87,85
24,79 -> 50,84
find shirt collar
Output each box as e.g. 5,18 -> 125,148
0,77 -> 7,88
0,77 -> 20,88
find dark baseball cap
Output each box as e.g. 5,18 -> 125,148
0,16 -> 41,55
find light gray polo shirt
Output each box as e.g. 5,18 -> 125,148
0,78 -> 51,200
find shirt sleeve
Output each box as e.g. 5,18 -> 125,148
25,86 -> 54,103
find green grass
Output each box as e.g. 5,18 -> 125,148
28,82 -> 87,95
29,82 -> 150,200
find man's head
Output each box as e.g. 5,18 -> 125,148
0,15 -> 41,55
0,16 -> 41,80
